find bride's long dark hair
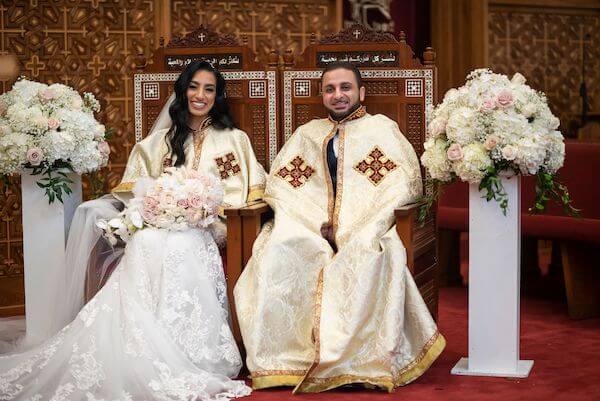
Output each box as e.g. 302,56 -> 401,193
168,60 -> 236,166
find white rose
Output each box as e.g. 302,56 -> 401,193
501,145 -> 517,161
522,103 -> 537,118
511,72 -> 527,85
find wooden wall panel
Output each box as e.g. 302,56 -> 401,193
170,0 -> 340,61
0,0 -> 158,315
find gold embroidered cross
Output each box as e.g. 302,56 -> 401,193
277,156 -> 315,188
354,147 -> 397,185
215,152 -> 241,179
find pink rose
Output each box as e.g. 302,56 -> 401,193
141,207 -> 157,224
39,88 -> 57,103
495,90 -> 514,109
98,140 -> 110,155
446,143 -> 464,161
481,98 -> 496,112
26,148 -> 44,166
47,118 -> 60,130
501,145 -> 517,161
483,135 -> 499,151
188,194 -> 204,209
142,195 -> 159,213
177,198 -> 189,208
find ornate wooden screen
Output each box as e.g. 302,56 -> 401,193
281,23 -> 439,316
134,26 -> 278,169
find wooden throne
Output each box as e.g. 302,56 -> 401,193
128,27 -> 279,315
225,24 -> 440,343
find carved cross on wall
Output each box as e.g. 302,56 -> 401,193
277,156 -> 315,188
353,29 -> 362,39
215,153 -> 241,179
354,147 -> 397,185
198,33 -> 206,42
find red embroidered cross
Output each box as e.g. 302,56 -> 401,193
277,156 -> 315,188
215,152 -> 241,179
354,147 -> 397,185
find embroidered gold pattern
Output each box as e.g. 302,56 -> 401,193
214,152 -> 242,179
276,156 -> 315,188
354,147 -> 397,185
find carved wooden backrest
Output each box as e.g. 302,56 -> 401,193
133,26 -> 278,169
281,23 -> 436,160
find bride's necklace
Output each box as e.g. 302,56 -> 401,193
190,117 -> 212,170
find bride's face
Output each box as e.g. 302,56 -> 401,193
186,70 -> 217,119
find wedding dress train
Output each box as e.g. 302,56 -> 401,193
0,227 -> 251,401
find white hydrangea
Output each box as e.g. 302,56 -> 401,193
421,137 -> 452,181
543,130 -> 565,174
0,130 -> 31,174
452,143 -> 492,184
513,130 -> 547,175
445,107 -> 481,145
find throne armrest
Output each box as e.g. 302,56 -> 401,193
394,201 -> 435,273
224,201 -> 273,343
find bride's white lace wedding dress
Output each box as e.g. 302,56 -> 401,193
0,227 -> 251,401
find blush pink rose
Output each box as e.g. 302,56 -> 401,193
428,117 -> 447,137
177,198 -> 189,208
481,98 -> 496,112
446,143 -> 464,161
142,195 -> 159,213
26,148 -> 44,166
47,118 -> 60,130
39,88 -> 57,103
495,90 -> 514,109
98,140 -> 110,155
483,135 -> 499,151
141,207 -> 157,224
188,194 -> 204,209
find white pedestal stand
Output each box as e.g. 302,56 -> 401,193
451,174 -> 534,378
20,172 -> 82,345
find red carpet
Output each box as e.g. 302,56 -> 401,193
241,287 -> 600,400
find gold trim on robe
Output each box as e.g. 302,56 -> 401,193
235,111 -> 444,394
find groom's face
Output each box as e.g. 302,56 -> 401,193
321,68 -> 365,119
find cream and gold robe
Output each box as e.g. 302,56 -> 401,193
234,109 -> 445,393
112,126 -> 265,207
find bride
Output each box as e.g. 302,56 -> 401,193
0,61 -> 264,400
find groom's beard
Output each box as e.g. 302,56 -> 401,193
326,101 -> 362,121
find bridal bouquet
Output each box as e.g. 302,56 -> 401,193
420,68 -> 577,219
97,167 -> 223,244
0,79 -> 110,203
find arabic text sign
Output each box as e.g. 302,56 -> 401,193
165,54 -> 243,70
316,51 -> 399,67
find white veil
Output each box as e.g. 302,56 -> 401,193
30,94 -> 177,347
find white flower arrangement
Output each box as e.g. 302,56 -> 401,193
420,69 -> 577,218
0,79 -> 110,203
97,167 -> 224,245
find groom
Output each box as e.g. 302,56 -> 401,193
235,62 -> 444,393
